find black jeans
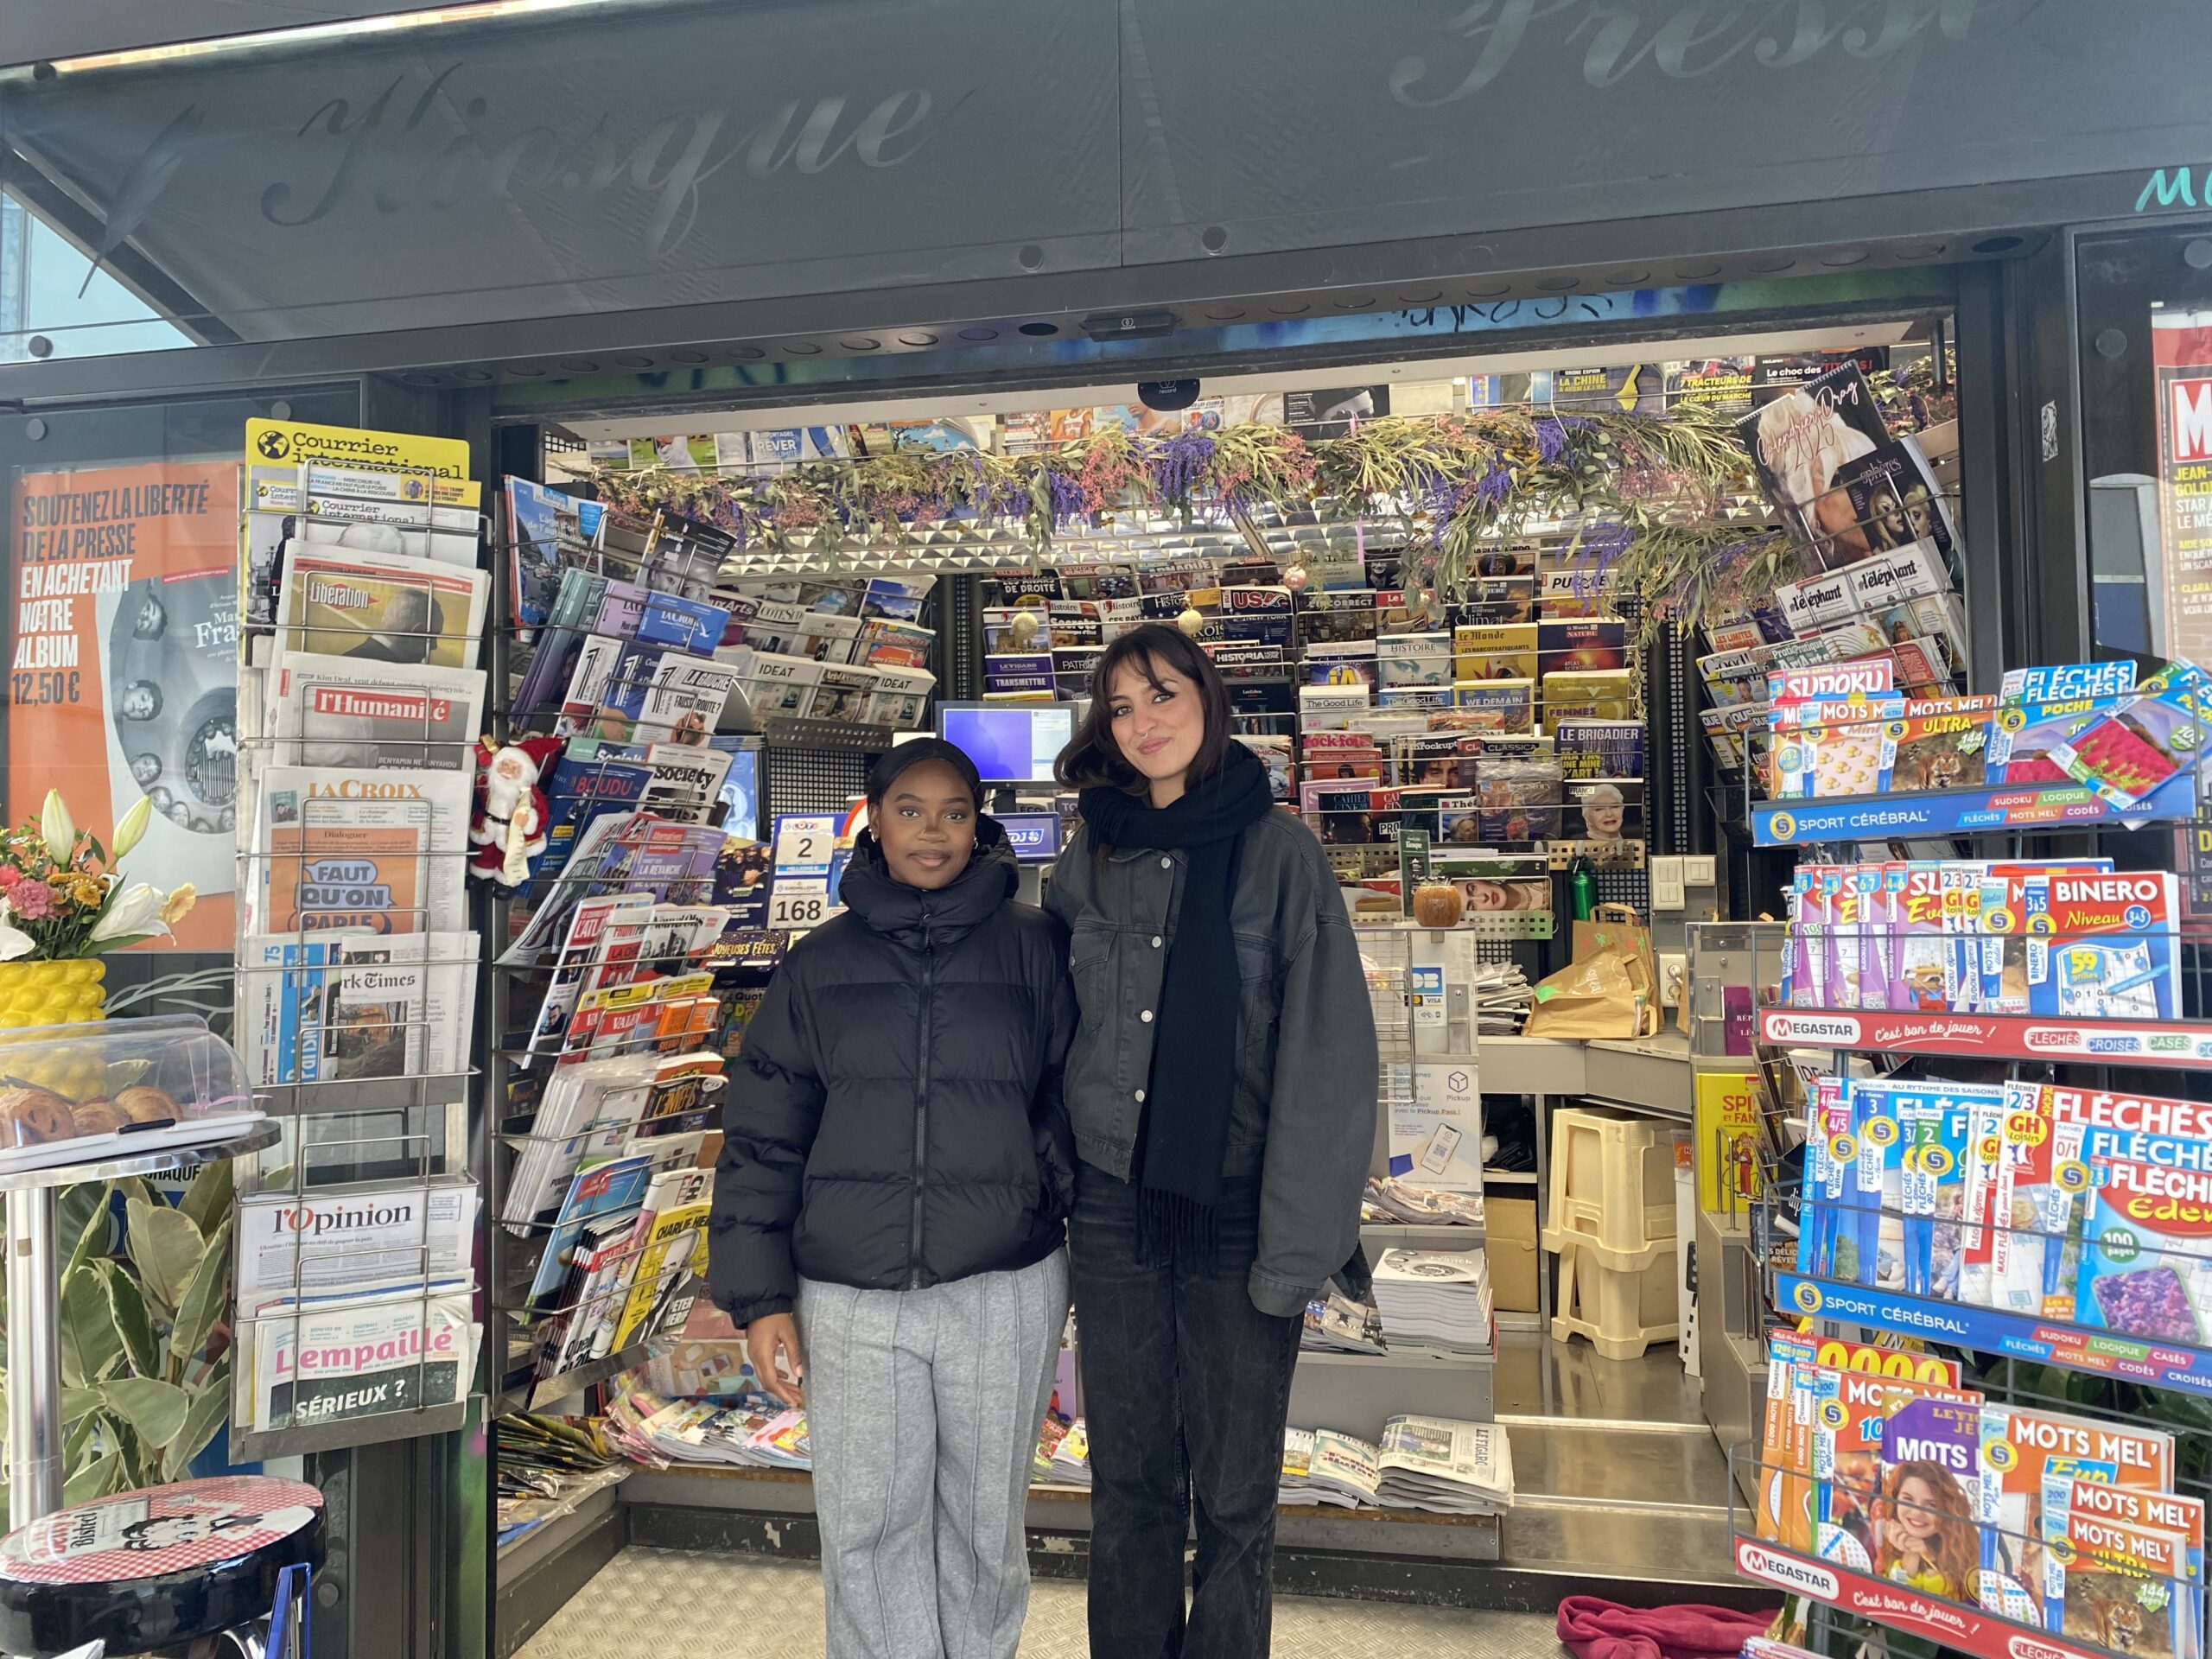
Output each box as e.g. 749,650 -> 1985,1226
1069,1164 -> 1303,1659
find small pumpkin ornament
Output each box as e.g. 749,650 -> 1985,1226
1411,881 -> 1465,928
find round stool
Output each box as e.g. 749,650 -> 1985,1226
0,1476 -> 323,1658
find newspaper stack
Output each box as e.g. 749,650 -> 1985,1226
1303,1430 -> 1383,1507
1280,1428 -> 1317,1505
232,1179 -> 484,1435
1370,1248 -> 1495,1356
1375,1415 -> 1514,1515
1363,1176 -> 1484,1228
605,1390 -> 810,1471
1472,960 -> 1534,1033
1033,1418 -> 1092,1488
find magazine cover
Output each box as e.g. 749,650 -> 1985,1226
526,1154 -> 653,1308
273,544 -> 488,670
1805,1366 -> 1983,1576
1834,435 -> 1958,563
1736,362 -> 1891,555
267,655 -> 486,772
610,1173 -> 714,1351
1873,1393 -> 1982,1600
2044,1472 -> 2204,1638
505,478 -> 602,632
2041,1496 -> 2199,1659
1974,1402 -> 2172,1624
2077,1154 -> 2212,1344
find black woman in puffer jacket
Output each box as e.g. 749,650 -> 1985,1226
709,738 -> 1076,1659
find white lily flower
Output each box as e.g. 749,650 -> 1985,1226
40,790 -> 75,865
0,899 -> 34,963
110,795 -> 153,861
88,882 -> 168,943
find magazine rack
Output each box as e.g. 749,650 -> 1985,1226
486,515 -> 790,1421
1736,654 -> 2212,1655
0,1014 -> 274,1525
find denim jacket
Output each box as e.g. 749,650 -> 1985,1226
1043,807 -> 1378,1317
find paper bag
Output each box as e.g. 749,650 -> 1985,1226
1573,903 -> 1658,1003
1523,939 -> 1658,1039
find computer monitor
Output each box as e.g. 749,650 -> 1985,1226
938,702 -> 1075,785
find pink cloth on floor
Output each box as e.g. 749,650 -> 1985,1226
1557,1594 -> 1778,1659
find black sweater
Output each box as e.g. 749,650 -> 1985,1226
708,821 -> 1077,1326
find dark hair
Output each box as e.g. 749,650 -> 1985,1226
1054,622 -> 1233,793
866,737 -> 983,809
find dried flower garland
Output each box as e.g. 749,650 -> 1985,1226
594,404 -> 1800,633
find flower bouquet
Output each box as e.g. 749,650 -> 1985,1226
0,791 -> 196,1033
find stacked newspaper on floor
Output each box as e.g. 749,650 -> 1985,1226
1280,1417 -> 1513,1514
1375,1415 -> 1514,1515
1370,1248 -> 1494,1357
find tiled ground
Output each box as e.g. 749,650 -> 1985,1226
516,1548 -> 1569,1659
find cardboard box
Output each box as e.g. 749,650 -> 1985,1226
1488,1196 -> 1540,1313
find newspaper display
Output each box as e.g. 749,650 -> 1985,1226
247,766 -> 470,935
265,655 -> 486,771
236,419 -> 493,1446
272,543 -> 489,670
238,931 -> 480,1085
236,1182 -> 479,1296
244,1283 -> 480,1432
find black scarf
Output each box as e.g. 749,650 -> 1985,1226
1079,743 -> 1274,1263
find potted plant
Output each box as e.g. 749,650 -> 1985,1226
2,1161 -> 236,1524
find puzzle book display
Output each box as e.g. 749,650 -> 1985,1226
1753,1330 -> 2203,1656
1779,859 -> 2181,1020
1762,657 -> 2205,812
1794,1079 -> 2212,1351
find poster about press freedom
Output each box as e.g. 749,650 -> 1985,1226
11,461 -> 238,950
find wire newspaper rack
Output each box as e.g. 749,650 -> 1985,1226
233,446 -> 494,1460
229,774 -> 486,1460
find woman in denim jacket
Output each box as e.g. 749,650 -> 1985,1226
1045,622 -> 1377,1657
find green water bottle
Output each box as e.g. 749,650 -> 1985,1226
1568,854 -> 1597,922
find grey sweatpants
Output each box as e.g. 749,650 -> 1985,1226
797,1250 -> 1070,1659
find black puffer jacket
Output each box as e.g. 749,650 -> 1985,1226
709,819 -> 1077,1327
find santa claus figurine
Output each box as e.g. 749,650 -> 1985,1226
468,734 -> 565,886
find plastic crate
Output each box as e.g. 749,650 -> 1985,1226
1551,1242 -> 1679,1361
1541,1106 -> 1679,1270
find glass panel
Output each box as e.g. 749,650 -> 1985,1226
0,190 -> 193,361
2078,225 -> 2212,667
0,386 -> 359,974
